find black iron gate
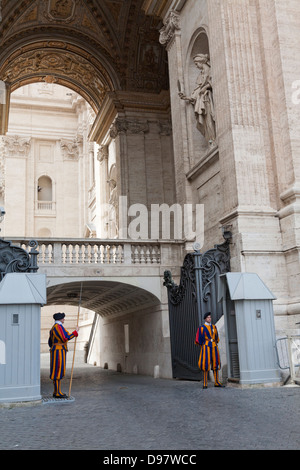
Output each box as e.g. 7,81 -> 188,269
163,234 -> 231,380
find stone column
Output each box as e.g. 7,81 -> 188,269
110,117 -> 149,209
2,136 -> 31,236
159,10 -> 193,208
90,90 -> 175,240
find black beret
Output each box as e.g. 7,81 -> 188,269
203,312 -> 211,319
53,312 -> 65,321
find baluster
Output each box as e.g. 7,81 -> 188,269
115,245 -> 122,263
73,244 -> 79,264
109,245 -> 114,264
113,245 -> 117,264
61,244 -> 66,264
133,246 -> 139,264
156,245 -> 160,264
111,245 -> 116,263
95,244 -> 100,263
145,246 -> 151,264
67,244 -> 73,264
79,244 -> 85,264
91,244 -> 96,263
86,244 -> 92,263
103,245 -> 108,264
39,244 -> 45,264
72,244 -> 77,264
119,245 -> 124,263
99,245 -> 104,264
154,245 -> 160,264
150,245 -> 156,264
47,244 -> 53,264
140,245 -> 146,264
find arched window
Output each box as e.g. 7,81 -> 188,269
37,175 -> 53,210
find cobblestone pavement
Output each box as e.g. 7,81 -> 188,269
0,353 -> 299,451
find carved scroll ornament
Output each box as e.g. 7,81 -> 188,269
159,10 -> 180,47
0,239 -> 39,279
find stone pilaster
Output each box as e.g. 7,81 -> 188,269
90,90 -> 175,239
207,0 -> 288,313
208,0 -> 274,215
159,10 -> 193,208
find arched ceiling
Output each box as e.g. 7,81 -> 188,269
46,280 -> 161,318
0,0 -> 169,112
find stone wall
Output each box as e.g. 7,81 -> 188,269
159,0 -> 300,323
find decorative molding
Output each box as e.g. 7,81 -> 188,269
0,44 -> 112,113
89,90 -> 170,144
159,10 -> 180,48
186,144 -> 219,181
97,145 -> 109,163
0,1 -> 169,95
110,118 -> 149,138
60,135 -> 83,160
1,135 -> 31,157
45,0 -> 77,23
159,120 -> 172,135
142,0 -> 187,19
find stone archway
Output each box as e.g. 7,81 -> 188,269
44,278 -> 170,377
0,1 -> 169,134
0,1 -> 175,379
0,41 -> 116,114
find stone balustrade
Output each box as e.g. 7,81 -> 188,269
8,238 -> 183,267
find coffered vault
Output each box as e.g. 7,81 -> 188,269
0,0 -> 169,128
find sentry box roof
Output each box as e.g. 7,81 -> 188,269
0,273 -> 47,305
218,272 -> 276,301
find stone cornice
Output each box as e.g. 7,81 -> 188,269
142,0 -> 187,19
89,90 -> 170,144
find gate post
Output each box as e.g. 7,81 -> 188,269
193,247 -> 204,326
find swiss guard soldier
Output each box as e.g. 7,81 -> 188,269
195,312 -> 224,389
48,312 -> 79,398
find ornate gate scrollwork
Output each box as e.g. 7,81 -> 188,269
164,234 -> 231,380
0,239 -> 39,279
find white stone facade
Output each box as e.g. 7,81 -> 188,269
0,0 -> 299,380
158,0 -> 300,328
1,83 -> 96,239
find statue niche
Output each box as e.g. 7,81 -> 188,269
179,53 -> 216,144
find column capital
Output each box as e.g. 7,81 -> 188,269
159,10 -> 181,48
97,145 -> 109,163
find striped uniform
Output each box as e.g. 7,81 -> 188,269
195,323 -> 222,387
48,322 -> 78,397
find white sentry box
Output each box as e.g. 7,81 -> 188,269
0,273 -> 46,403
